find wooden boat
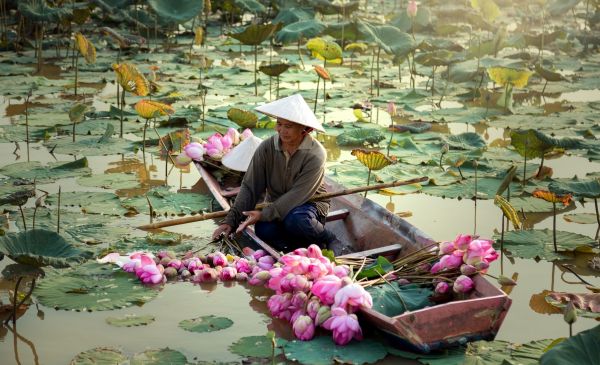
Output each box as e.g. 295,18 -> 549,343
194,162 -> 512,353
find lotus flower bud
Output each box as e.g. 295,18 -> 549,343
159,257 -> 171,266
212,252 -> 227,267
192,268 -> 218,283
460,264 -> 478,276
175,152 -> 192,166
240,128 -> 253,140
306,297 -> 321,319
454,234 -> 473,251
407,0 -> 417,17
183,142 -> 205,161
291,291 -> 308,309
563,301 -> 577,325
293,315 -> 315,341
497,274 -> 517,286
180,269 -> 191,279
397,278 -> 411,285
387,101 -> 397,117
315,305 -> 331,326
164,266 -> 178,279
236,272 -> 248,281
248,270 -> 271,286
435,281 -> 449,294
439,241 -> 456,255
453,275 -> 474,293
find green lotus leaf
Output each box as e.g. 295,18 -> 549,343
226,107 -> 258,128
77,173 -> 140,190
547,0 -> 581,17
275,19 -> 326,44
131,348 -> 188,365
549,178 -> 600,199
272,7 -> 315,25
357,22 -> 416,57
18,0 -> 71,22
228,22 -> 281,46
313,0 -> 359,15
366,283 -> 433,316
233,0 -> 267,14
229,335 -> 288,358
0,186 -> 35,206
2,263 -> 45,280
70,347 -> 128,365
106,314 -> 156,327
564,213 -> 597,224
0,229 -> 92,268
445,132 -> 487,150
462,338 -> 554,365
414,50 -> 456,67
337,128 -> 386,146
508,196 -> 572,213
179,315 -> 233,333
283,336 -> 387,365
390,6 -> 432,31
387,345 -> 465,364
147,0 -> 203,23
0,158 -> 91,184
122,186 -> 213,216
422,178 -> 523,200
356,256 -> 394,279
35,262 -> 159,311
390,122 -> 432,133
46,191 -> 129,216
493,229 -> 597,261
540,325 -> 600,365
510,129 -> 553,159
69,103 -> 89,124
471,0 -> 501,22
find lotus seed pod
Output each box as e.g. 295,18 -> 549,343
164,266 -> 178,279
160,257 -> 171,266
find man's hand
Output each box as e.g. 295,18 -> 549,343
236,210 -> 261,233
212,223 -> 232,240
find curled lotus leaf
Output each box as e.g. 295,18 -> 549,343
275,19 -> 326,44
344,42 -> 369,53
532,189 -> 573,206
351,149 -> 396,171
540,326 -> 600,365
535,64 -> 567,82
147,0 -> 204,24
313,65 -> 331,80
134,100 -> 175,120
0,229 -> 92,268
112,63 -> 150,96
229,335 -> 288,358
494,195 -> 521,230
74,32 -> 96,64
548,178 -> 600,200
227,108 -> 258,128
227,22 -> 282,46
18,0 -> 71,22
306,37 -> 343,62
258,63 -> 291,77
545,292 -> 600,317
487,66 -> 533,88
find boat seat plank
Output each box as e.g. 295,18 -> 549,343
338,243 -> 403,259
325,209 -> 349,222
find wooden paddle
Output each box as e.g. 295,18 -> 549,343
137,176 -> 428,230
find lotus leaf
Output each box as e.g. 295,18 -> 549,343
306,37 -> 343,62
366,283 -> 433,316
45,133 -> 133,156
390,6 -> 432,32
229,335 -> 287,357
414,50 -> 456,67
35,262 -> 159,311
508,196 -> 569,213
422,177 -> 522,199
179,315 -> 233,333
462,338 -> 554,365
258,63 -> 291,77
18,0 -> 71,22
283,336 -> 387,365
226,108 -> 258,128
471,0 -> 501,22
547,0 -> 581,17
275,19 -> 326,44
112,63 -> 150,96
131,348 -> 188,365
69,103 -> 89,125
390,122 -> 432,133
77,173 -> 140,190
2,263 -> 45,280
146,231 -> 182,245
147,0 -> 203,23
0,158 -> 90,183
357,22 -> 415,58
564,213 -> 597,224
494,195 -> 521,230
135,100 -> 175,120
74,33 -> 96,64
356,256 -> 394,279
233,0 -> 267,14
351,149 -> 395,171
445,132 -> 486,150
106,314 -> 156,327
549,178 -> 600,199
494,229 -> 597,261
0,229 -> 92,268
122,186 -> 212,216
487,67 -> 532,88
272,7 -> 315,25
70,347 -> 128,365
545,292 -> 600,318
46,191 -> 130,216
540,325 -> 600,365
337,128 -> 386,146
228,23 -> 281,46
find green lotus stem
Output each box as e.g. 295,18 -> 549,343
57,186 -> 61,233
254,44 -> 258,96
522,144 -> 527,188
119,90 -> 125,138
297,38 -> 305,69
188,16 -> 196,64
323,60 -> 327,103
376,46 -> 381,97
504,83 -> 510,111
74,52 -> 79,97
398,61 -> 401,83
458,165 -> 464,179
146,194 -> 153,224
541,80 -> 548,95
142,119 -> 148,159
364,169 -> 371,198
314,77 -> 320,113
595,198 -> 599,239
276,75 -> 280,99
18,204 -> 26,230
153,126 -> 177,166
370,48 -> 375,96
552,202 -> 557,252
25,92 -> 30,162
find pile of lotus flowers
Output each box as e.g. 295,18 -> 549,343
98,244 -> 373,345
175,128 -> 254,166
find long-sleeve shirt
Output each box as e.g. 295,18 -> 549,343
223,133 -> 329,228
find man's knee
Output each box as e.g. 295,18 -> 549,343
283,211 -> 319,237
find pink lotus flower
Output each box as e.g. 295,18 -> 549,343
252,249 -> 267,260
306,244 -> 324,259
407,0 -> 418,17
236,272 -> 248,281
235,258 -> 252,274
220,266 -> 237,281
435,281 -> 449,294
453,275 -> 474,293
291,291 -> 308,309
185,257 -> 203,273
267,293 -> 292,318
204,135 -> 225,159
464,239 -> 498,266
240,128 -> 253,140
292,247 -> 309,257
175,153 -> 192,166
212,252 -> 227,267
267,267 -> 284,292
311,275 -> 342,305
168,259 -> 183,270
248,270 -> 271,286
291,274 -> 311,292
221,134 -> 233,151
192,268 -> 218,283
430,252 -> 463,274
291,309 -> 306,324
306,297 -> 321,319
183,142 -> 205,161
279,273 -> 297,293
226,128 -> 240,145
439,241 -> 456,255
333,282 -> 373,312
258,255 -> 275,270
137,263 -> 165,284
123,253 -> 154,273
293,315 -> 316,341
307,260 -> 329,280
454,234 -> 473,251
332,265 -> 350,278
322,307 -> 363,345
280,254 -> 310,275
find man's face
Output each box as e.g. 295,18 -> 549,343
276,118 -> 306,144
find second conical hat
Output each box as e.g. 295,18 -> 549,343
255,94 -> 325,132
221,135 -> 263,172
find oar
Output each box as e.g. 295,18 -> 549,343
137,176 -> 428,230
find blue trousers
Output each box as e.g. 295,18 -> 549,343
255,203 -> 336,252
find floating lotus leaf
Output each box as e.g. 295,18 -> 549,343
549,178 -> 600,199
0,187 -> 35,206
106,314 -> 156,327
535,64 -> 567,82
122,186 -> 213,216
356,22 -> 415,58
112,63 -> 150,96
135,99 -> 175,120
35,262 -> 159,311
564,213 -> 597,224
275,19 -> 326,44
445,132 -> 487,150
546,0 -> 580,17
0,158 -> 90,184
508,196 -> 570,213
510,129 -> 553,160
366,283 -> 432,316
313,0 -> 359,15
337,128 -> 386,146
545,292 -> 600,318
463,338 -> 554,365
77,173 -> 140,190
494,195 -> 521,230
306,37 -> 343,62
414,50 -> 456,67
147,0 -> 203,23
313,65 -> 330,80
229,335 -> 288,357
74,32 -> 96,64
422,178 -> 524,199
0,229 -> 92,268
494,229 -> 597,261
226,108 -> 258,128
227,22 -> 281,46
540,326 -> 600,365
471,0 -> 501,22
390,122 -> 432,133
45,132 -> 133,156
46,191 -> 130,216
532,189 -> 573,206
258,63 -> 291,77
70,347 -> 128,365
283,336 -> 387,365
487,66 -> 533,88
351,149 -> 395,171
179,315 -> 233,333
18,0 -> 71,22
131,348 -> 188,365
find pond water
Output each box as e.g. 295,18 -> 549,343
1,1 -> 600,364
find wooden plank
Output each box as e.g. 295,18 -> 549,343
196,162 -> 231,210
338,243 -> 403,259
325,209 -> 349,222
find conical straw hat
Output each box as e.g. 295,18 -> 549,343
222,135 -> 263,172
255,94 -> 325,132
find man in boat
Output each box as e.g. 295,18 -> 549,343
212,94 -> 344,253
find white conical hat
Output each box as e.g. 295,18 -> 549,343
255,94 -> 325,132
222,135 -> 263,172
